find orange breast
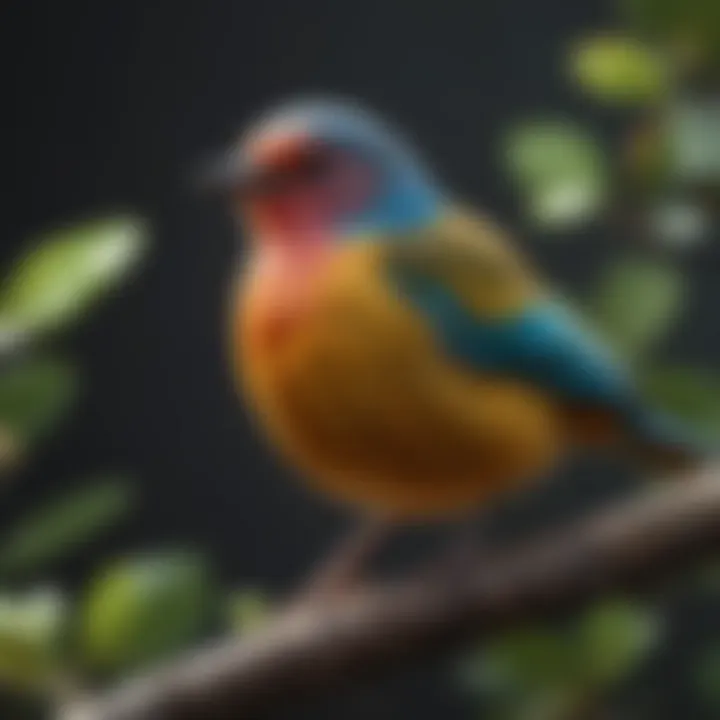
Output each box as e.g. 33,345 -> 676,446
232,245 -> 564,520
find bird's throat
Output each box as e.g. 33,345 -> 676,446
246,239 -> 332,352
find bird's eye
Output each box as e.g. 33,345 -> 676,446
291,146 -> 333,182
242,145 -> 336,199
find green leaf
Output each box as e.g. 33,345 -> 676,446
527,181 -> 606,231
570,35 -> 670,105
695,644 -> 720,711
505,121 -> 604,186
461,605 -> 658,717
460,627 -> 591,720
0,358 -> 78,459
0,588 -> 67,692
0,216 -> 148,346
667,101 -> 720,184
80,551 -> 212,674
575,599 -> 660,689
0,479 -> 133,577
621,0 -> 720,68
462,627 -> 574,696
499,688 -> 586,720
503,120 -> 608,231
642,366 -> 720,439
227,588 -> 271,634
649,200 -> 712,249
592,259 -> 685,361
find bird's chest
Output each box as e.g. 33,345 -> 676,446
235,246 -> 434,439
231,245 -> 562,518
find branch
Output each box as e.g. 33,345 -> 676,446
61,464 -> 720,720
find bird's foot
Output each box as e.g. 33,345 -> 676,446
289,517 -> 392,610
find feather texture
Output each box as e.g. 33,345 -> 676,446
230,99 -> 705,520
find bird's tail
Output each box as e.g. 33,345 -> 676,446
623,405 -> 713,475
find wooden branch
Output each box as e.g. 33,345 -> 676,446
61,464 -> 720,720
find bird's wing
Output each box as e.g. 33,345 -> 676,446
381,208 -> 635,408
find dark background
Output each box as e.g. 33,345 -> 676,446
3,1 -> 718,717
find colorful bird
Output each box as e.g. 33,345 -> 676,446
205,97 -> 702,523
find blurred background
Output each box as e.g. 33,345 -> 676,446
2,0 -> 719,718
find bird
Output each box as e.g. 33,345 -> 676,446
202,97 -> 703,575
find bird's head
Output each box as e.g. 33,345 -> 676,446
202,98 -> 443,245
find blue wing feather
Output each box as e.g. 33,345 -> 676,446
383,211 -> 711,466
394,272 -> 634,408
394,271 -> 710,462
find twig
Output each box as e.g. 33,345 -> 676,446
60,464 -> 720,720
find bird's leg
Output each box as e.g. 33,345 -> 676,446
291,516 -> 392,608
422,515 -> 487,583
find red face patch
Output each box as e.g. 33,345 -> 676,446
240,133 -> 375,238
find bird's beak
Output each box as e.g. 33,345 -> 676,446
195,150 -> 260,197
196,134 -> 313,197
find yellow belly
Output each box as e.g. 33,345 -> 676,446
234,246 -> 564,519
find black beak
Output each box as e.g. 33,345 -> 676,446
194,149 -> 257,196
195,141 -> 325,197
